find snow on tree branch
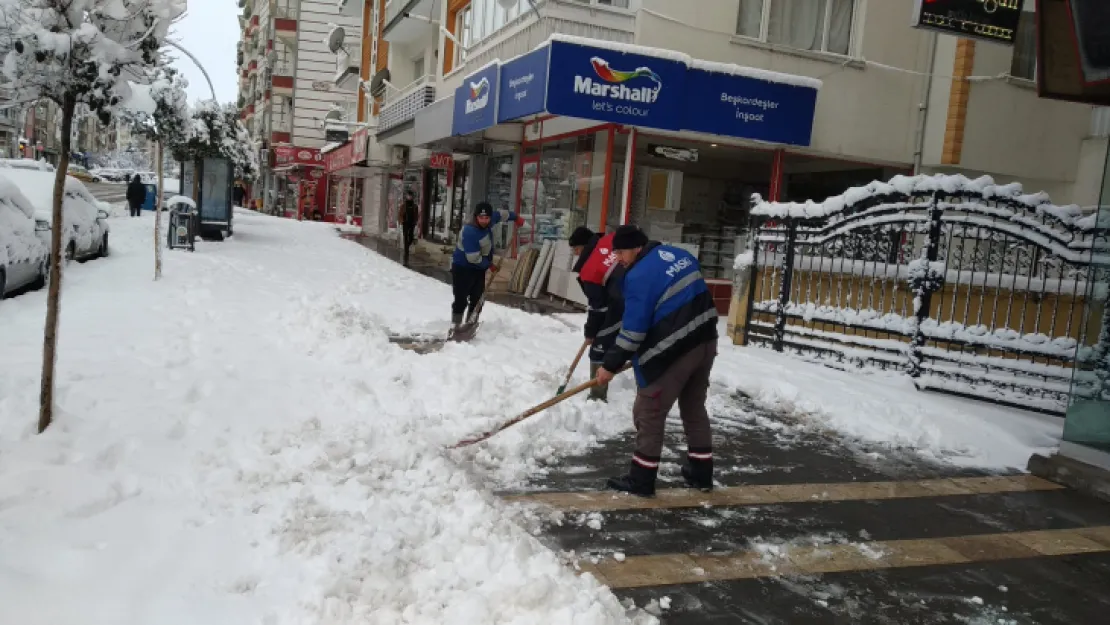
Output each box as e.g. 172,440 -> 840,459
0,0 -> 186,121
175,101 -> 259,182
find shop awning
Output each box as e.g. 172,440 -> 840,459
420,90 -> 522,152
449,34 -> 823,148
324,127 -> 371,175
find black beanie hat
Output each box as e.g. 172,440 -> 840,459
612,225 -> 648,251
568,226 -> 594,248
474,202 -> 493,218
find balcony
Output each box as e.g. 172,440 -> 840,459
273,0 -> 299,47
378,75 -> 436,134
382,0 -> 437,44
270,63 -> 294,97
248,59 -> 258,76
248,14 -> 260,35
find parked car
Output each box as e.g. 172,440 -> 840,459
0,176 -> 49,299
0,158 -> 55,173
67,164 -> 102,183
0,170 -> 111,262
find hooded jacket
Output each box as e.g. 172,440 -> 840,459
451,209 -> 516,270
126,177 -> 147,207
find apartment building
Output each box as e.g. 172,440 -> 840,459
236,0 -> 363,218
340,1 -> 1101,277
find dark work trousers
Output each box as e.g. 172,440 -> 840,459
632,341 -> 716,464
451,265 -> 487,320
129,202 -> 141,217
401,228 -> 415,266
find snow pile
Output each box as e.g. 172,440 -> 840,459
0,212 -> 652,624
165,195 -> 195,209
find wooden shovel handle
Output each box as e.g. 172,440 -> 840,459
451,363 -> 631,449
560,340 -> 590,388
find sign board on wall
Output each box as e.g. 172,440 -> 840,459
647,143 -> 699,162
274,146 -> 323,167
452,62 -> 500,136
910,0 -> 1022,45
681,64 -> 819,147
498,47 -> 550,123
544,39 -> 686,131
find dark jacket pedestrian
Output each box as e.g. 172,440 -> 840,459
126,175 -> 146,217
596,225 -> 719,498
233,184 -> 246,207
569,226 -> 625,402
450,201 -> 522,327
400,191 -> 419,265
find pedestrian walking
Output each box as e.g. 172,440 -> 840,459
400,189 -> 419,266
126,174 -> 146,217
233,183 -> 246,208
595,225 -> 719,497
568,226 -> 625,402
450,201 -> 523,328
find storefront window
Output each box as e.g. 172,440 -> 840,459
488,154 -> 515,250
451,160 -> 469,240
520,134 -> 595,247
426,168 -> 451,243
1065,142 -> 1110,453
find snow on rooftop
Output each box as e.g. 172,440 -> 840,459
548,33 -> 693,65
689,59 -> 823,90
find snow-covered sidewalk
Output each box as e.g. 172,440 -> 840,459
0,211 -> 1061,624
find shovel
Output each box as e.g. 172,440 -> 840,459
556,340 -> 590,395
451,364 -> 630,449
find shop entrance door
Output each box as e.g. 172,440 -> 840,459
424,168 -> 451,243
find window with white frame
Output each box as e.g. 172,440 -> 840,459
736,0 -> 857,56
453,0 -> 571,68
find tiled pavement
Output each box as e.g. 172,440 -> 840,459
503,394 -> 1110,624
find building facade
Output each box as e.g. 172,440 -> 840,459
236,0 -> 364,220
329,0 -> 1103,287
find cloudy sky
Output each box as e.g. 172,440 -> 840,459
169,1 -> 240,105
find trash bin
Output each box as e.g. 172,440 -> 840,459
142,184 -> 158,211
167,201 -> 197,252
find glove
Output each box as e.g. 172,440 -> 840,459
489,264 -> 500,274
515,216 -> 525,228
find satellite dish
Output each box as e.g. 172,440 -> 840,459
324,108 -> 343,122
369,68 -> 390,99
496,0 -> 517,9
326,26 -> 346,54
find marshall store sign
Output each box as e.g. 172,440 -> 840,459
911,0 -> 1022,45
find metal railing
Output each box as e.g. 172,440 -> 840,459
379,75 -> 436,132
739,175 -> 1110,415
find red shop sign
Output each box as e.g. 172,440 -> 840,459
324,142 -> 356,174
351,127 -> 369,163
429,152 -> 452,169
274,146 -> 323,167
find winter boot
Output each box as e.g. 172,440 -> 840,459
588,362 -> 609,402
606,458 -> 658,498
681,450 -> 714,492
451,312 -> 463,328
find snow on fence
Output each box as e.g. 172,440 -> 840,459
733,174 -> 1110,415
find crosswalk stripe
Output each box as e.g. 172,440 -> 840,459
502,475 -> 1063,513
577,525 -> 1110,588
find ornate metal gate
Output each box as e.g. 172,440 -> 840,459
738,174 -> 1110,414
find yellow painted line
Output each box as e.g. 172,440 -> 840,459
504,475 -> 1064,513
580,525 -> 1110,589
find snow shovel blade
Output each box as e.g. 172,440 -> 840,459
449,322 -> 480,342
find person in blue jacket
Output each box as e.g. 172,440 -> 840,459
450,201 -> 523,327
595,225 -> 719,497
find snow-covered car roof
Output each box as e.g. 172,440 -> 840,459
0,158 -> 55,173
0,170 -> 101,224
0,172 -> 42,220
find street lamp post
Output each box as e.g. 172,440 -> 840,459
165,40 -> 218,102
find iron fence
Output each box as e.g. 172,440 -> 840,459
739,175 -> 1110,414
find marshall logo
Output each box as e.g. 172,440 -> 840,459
574,57 -> 662,103
465,77 -> 491,114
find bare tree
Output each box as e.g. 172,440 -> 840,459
0,0 -> 184,432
